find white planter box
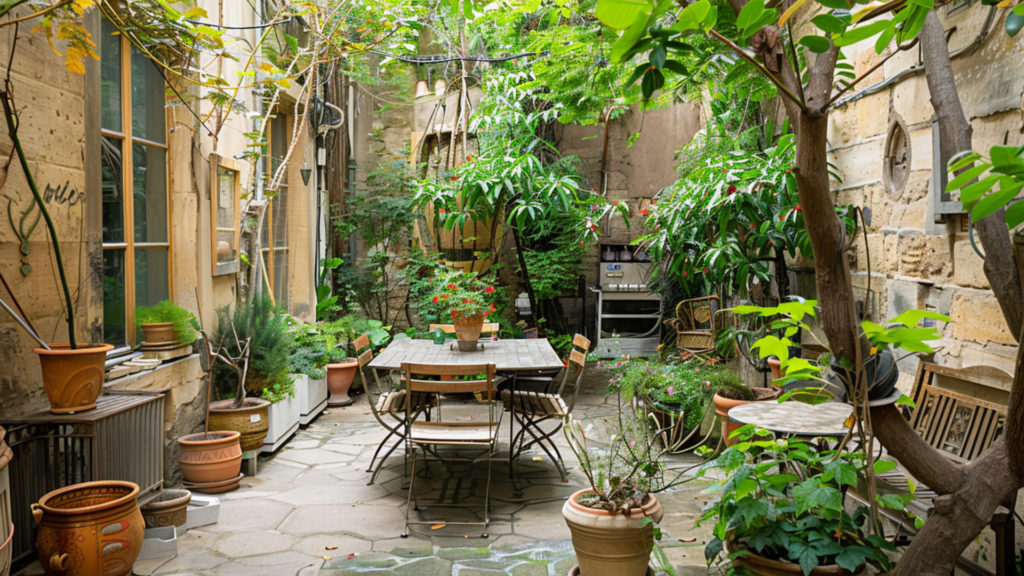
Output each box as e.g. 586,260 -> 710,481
261,375 -> 302,453
300,376 -> 328,425
138,526 -> 178,560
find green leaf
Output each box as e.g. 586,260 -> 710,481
990,145 -> 1024,167
873,460 -> 898,474
650,43 -> 667,69
595,0 -> 654,29
624,62 -> 649,86
641,67 -> 665,99
663,60 -> 688,75
799,35 -> 832,53
787,540 -> 821,576
835,546 -> 873,572
834,20 -> 889,46
611,11 -> 651,63
888,309 -> 950,328
896,393 -> 916,408
734,497 -> 770,527
960,174 -> 1000,205
948,151 -> 982,172
793,478 -> 842,515
812,14 -> 847,33
875,23 -> 897,53
946,163 -> 990,192
877,493 -> 910,510
676,0 -> 711,30
1016,2 -> 1024,15
972,178 -> 1024,222
736,0 -> 764,31
1006,200 -> 1024,229
1007,11 -> 1024,37
743,10 -> 779,38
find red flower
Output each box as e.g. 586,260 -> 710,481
442,294 -> 449,300
464,298 -> 473,304
450,176 -> 458,181
489,303 -> 495,311
703,267 -> 709,274
749,223 -> 755,229
795,205 -> 802,211
639,209 -> 649,215
466,155 -> 473,162
779,216 -> 785,222
590,224 -> 597,232
484,310 -> 490,317
563,361 -> 569,367
683,271 -> 688,277
432,296 -> 439,304
485,286 -> 495,294
439,209 -> 446,215
579,241 -> 584,246
612,201 -> 618,206
727,185 -> 737,194
447,283 -> 457,290
652,200 -> 657,205
451,310 -> 457,317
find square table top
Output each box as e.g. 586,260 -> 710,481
367,338 -> 564,372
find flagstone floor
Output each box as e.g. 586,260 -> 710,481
133,364 -> 719,576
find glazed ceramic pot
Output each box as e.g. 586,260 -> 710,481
326,359 -> 358,407
32,481 -> 144,576
453,311 -> 485,352
713,386 -> 781,446
0,523 -> 12,576
34,343 -> 115,414
140,323 -> 176,346
208,398 -> 271,452
726,538 -> 865,575
140,490 -> 192,528
562,489 -> 663,576
177,431 -> 242,483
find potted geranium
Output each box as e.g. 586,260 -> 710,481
561,412 -> 693,576
422,269 -> 497,351
697,426 -> 908,576
136,300 -> 198,348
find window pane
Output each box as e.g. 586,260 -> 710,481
271,187 -> 287,249
216,167 -> 236,229
274,249 -> 289,309
103,249 -> 127,347
216,230 -> 236,265
270,114 -> 286,175
130,46 -> 165,143
100,18 -> 121,132
132,143 -> 168,243
102,136 -> 124,243
135,247 -> 170,309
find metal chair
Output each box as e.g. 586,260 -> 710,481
354,334 -> 435,486
503,334 -> 589,481
401,362 -> 501,538
664,296 -> 721,355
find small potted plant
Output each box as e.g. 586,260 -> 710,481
697,426 -> 909,576
135,300 -> 198,348
318,315 -> 389,407
561,412 -> 692,576
422,269 -> 497,351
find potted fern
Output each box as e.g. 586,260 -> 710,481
136,301 -> 198,348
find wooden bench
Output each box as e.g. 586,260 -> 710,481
848,361 -> 1014,576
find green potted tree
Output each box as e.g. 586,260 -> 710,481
421,269 -> 497,351
135,300 -> 198,349
697,427 -> 914,576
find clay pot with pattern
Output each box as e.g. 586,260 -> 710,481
207,398 -> 270,452
562,489 -> 663,576
177,431 -> 242,484
32,481 -> 144,576
34,344 -> 115,414
140,490 -> 192,528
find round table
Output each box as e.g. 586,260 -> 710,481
728,401 -> 853,438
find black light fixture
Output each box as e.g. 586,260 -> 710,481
300,162 -> 312,186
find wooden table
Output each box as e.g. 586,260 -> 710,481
368,338 -> 564,372
728,401 -> 853,438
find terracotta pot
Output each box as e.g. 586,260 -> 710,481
208,398 -> 271,452
140,490 -> 192,528
562,489 -> 663,576
140,323 -> 176,346
34,343 -> 115,414
453,311 -> 485,352
726,538 -> 864,575
767,357 -> 782,380
0,523 -> 12,576
177,431 -> 242,484
326,359 -> 358,407
32,481 -> 144,576
183,473 -> 243,494
713,387 -> 781,446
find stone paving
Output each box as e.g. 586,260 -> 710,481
131,364 -> 719,576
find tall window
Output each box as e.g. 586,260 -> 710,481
100,17 -> 171,348
262,112 -> 289,309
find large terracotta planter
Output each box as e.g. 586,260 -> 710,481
32,481 -> 144,576
713,386 -> 781,446
140,323 -> 176,346
140,490 -> 192,528
34,343 -> 115,414
208,398 -> 271,452
453,311 -> 485,352
177,431 -> 243,484
326,359 -> 358,407
726,538 -> 865,575
562,489 -> 663,576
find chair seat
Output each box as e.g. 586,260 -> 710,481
501,390 -> 567,416
410,423 -> 497,443
376,390 -> 434,414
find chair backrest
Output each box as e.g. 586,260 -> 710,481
555,334 -> 590,409
352,333 -> 388,423
671,296 -> 720,353
401,363 -> 499,427
428,323 -> 500,336
909,361 -> 1012,462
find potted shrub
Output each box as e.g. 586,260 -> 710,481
319,315 -> 391,406
697,427 -> 906,576
561,412 -> 691,576
421,269 -> 497,352
284,317 -> 333,424
136,300 -> 198,348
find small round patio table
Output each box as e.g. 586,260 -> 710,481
728,401 -> 853,438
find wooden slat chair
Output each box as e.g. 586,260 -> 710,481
664,296 -> 720,355
848,362 -> 1014,576
354,334 -> 436,486
400,362 -> 501,539
428,323 -> 501,339
502,334 -> 590,481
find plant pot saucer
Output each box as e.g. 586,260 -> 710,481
449,341 -> 485,352
139,341 -> 188,351
183,473 -> 243,494
567,566 -> 655,576
327,397 -> 354,407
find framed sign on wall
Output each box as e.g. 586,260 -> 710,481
210,154 -> 242,276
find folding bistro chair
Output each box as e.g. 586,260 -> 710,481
503,334 -> 589,481
401,362 -> 501,539
354,334 -> 435,486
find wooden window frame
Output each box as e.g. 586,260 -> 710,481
100,29 -> 173,348
211,154 -> 243,276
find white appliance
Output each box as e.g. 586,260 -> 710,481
590,246 -> 661,358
